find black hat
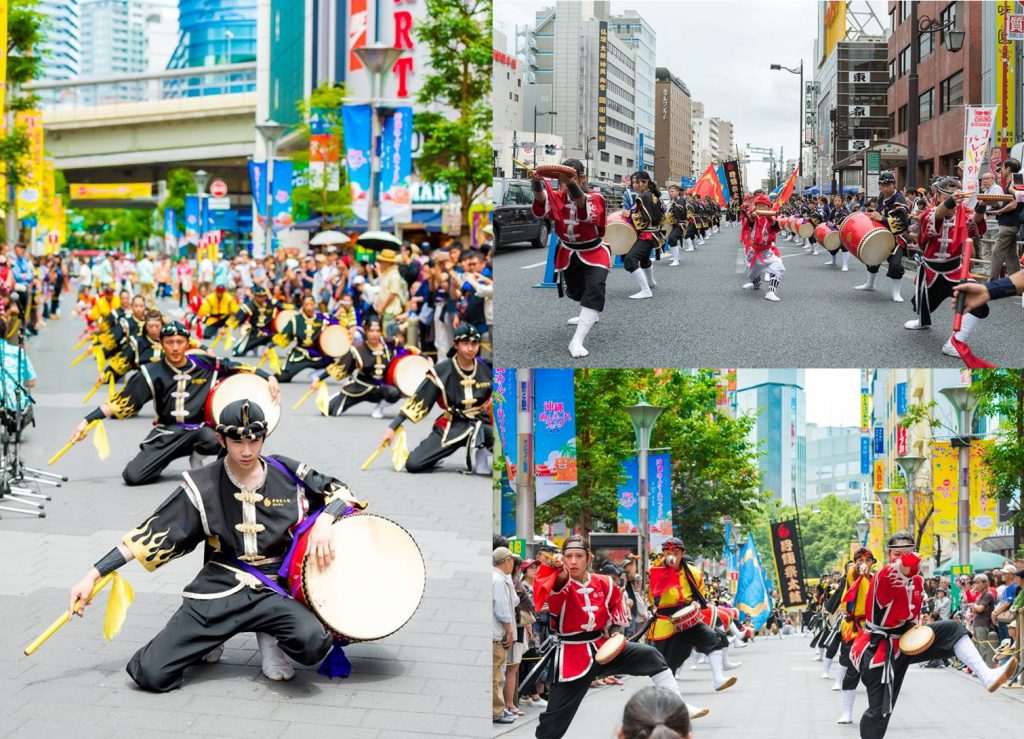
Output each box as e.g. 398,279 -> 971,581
253,285 -> 268,296
601,563 -> 621,576
453,324 -> 482,343
561,158 -> 585,175
160,321 -> 190,338
879,171 -> 896,185
215,399 -> 269,441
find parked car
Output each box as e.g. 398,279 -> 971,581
492,178 -> 550,249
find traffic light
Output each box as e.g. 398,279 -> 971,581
545,145 -> 556,156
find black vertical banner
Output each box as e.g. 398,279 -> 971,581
769,519 -> 807,608
597,22 -> 608,151
723,160 -> 743,200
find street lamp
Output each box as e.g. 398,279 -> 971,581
533,106 -> 557,168
355,44 -> 404,233
586,135 -> 597,180
939,385 -> 979,568
897,454 -> 926,544
626,398 -> 664,590
906,7 -> 964,190
855,518 -> 870,546
193,169 -> 209,244
255,121 -> 286,256
770,60 -> 804,188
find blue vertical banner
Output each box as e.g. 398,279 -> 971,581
493,367 -> 517,485
184,195 -> 200,245
896,383 -> 908,415
533,369 -> 577,506
615,453 -> 673,551
873,426 -> 884,455
342,104 -> 372,221
735,533 -> 772,630
716,163 -> 731,202
163,207 -> 178,250
270,160 -> 295,246
637,132 -> 645,171
861,436 -> 870,474
380,106 -> 414,222
248,160 -> 267,229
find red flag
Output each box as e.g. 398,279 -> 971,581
689,164 -> 726,205
951,236 -> 995,369
772,168 -> 799,207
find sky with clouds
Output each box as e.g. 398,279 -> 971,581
495,0 -> 887,185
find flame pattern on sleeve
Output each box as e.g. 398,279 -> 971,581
122,515 -> 180,571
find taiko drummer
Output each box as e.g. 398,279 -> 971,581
67,399 -> 364,691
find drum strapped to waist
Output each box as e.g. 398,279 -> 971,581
316,324 -> 352,358
273,309 -> 296,334
797,218 -> 815,239
604,210 -> 638,255
205,373 -> 282,434
814,223 -> 842,253
594,632 -> 626,665
897,624 -> 935,656
286,513 -> 425,641
670,602 -> 701,632
386,354 -> 433,397
840,212 -> 896,267
534,164 -> 579,180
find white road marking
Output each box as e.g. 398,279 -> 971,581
521,261 -> 547,269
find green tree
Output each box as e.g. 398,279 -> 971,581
414,0 -> 491,238
82,208 -> 152,252
159,168 -> 197,236
288,84 -> 353,231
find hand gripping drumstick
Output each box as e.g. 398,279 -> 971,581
48,420 -> 97,465
23,573 -> 114,655
292,380 -> 322,411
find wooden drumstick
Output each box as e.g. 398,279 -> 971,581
292,381 -> 322,411
23,573 -> 114,655
360,443 -> 388,471
70,347 -> 94,366
48,421 -> 96,465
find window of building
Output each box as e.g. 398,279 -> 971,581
626,158 -> 634,168
889,7 -> 895,31
941,2 -> 959,33
898,103 -> 908,133
888,60 -> 895,85
614,155 -> 622,165
889,112 -> 895,134
600,152 -> 609,162
940,69 -> 963,112
900,0 -> 910,21
919,88 -> 933,123
919,29 -> 933,61
898,45 -> 911,77
514,94 -> 519,102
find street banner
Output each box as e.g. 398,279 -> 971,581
961,106 -> 998,198
533,368 -> 577,505
616,453 -> 673,551
860,388 -> 870,432
715,163 -> 731,203
735,533 -> 772,630
873,426 -> 884,455
493,367 -> 517,484
347,0 -> 368,73
915,489 -> 935,557
69,183 -> 151,200
184,195 -> 200,245
996,3 -> 1016,147
723,521 -> 738,574
896,382 -> 907,414
860,436 -> 870,474
931,440 -> 959,540
249,160 -> 267,227
597,20 -> 608,150
874,460 -> 884,492
15,109 -> 44,219
309,108 -> 340,192
270,159 -> 295,241
341,104 -> 372,221
969,439 -> 997,542
896,425 -> 907,456
867,515 -> 884,563
380,106 -> 414,223
689,163 -> 726,205
164,207 -> 178,249
890,491 -> 908,534
723,160 -> 743,198
769,519 -> 806,608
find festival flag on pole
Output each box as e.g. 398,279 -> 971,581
715,163 -> 731,203
772,168 -> 800,206
689,163 -> 727,205
735,533 -> 772,631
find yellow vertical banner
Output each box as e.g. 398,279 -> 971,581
867,516 -> 885,563
15,110 -> 44,219
931,441 -> 959,541
889,491 -> 908,534
0,0 -> 9,204
996,2 -> 1016,148
873,460 -> 884,491
969,439 -> 997,542
915,490 -> 935,558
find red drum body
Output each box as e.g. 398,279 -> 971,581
670,602 -> 702,632
604,210 -> 638,255
840,212 -> 896,266
815,224 -> 842,253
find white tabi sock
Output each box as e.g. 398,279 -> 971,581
832,663 -> 847,690
708,650 -> 737,691
821,656 -> 833,677
629,269 -> 653,299
371,400 -> 386,418
855,272 -> 877,290
257,632 -> 295,681
203,643 -> 225,663
684,239 -> 694,252
890,278 -> 904,302
651,667 -> 681,696
643,266 -> 656,288
953,634 -> 1017,691
670,245 -> 680,265
841,251 -> 850,271
814,646 -> 824,661
568,307 -> 599,359
838,689 -> 856,723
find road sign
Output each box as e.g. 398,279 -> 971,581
507,538 -> 525,557
209,179 -> 228,198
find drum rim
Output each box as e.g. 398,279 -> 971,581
898,624 -> 935,655
205,374 -> 282,433
299,512 -> 426,642
595,632 -> 626,663
857,228 -> 896,262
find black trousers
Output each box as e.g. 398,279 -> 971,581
327,385 -> 402,416
233,329 -> 273,356
839,639 -> 860,690
406,422 -> 493,473
652,620 -> 724,672
912,270 -> 990,327
858,619 -> 967,739
277,352 -> 331,382
824,622 -> 843,659
123,426 -> 220,486
866,246 -> 906,279
127,587 -> 332,693
623,238 -> 654,273
666,225 -> 684,247
562,253 -> 608,312
536,641 -> 668,739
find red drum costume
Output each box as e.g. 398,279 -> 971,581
741,194 -> 786,301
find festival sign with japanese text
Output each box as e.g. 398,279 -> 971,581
616,453 -> 674,551
493,367 -> 516,484
597,21 -> 608,151
533,369 -> 577,505
996,2 -> 1017,148
769,519 -> 807,608
969,439 -> 997,542
723,160 -> 743,199
961,106 -> 997,196
931,441 -> 959,540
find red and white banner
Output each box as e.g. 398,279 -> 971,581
896,425 -> 907,457
962,106 -> 998,197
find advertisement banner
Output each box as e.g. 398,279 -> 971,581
915,489 -> 935,557
248,160 -> 267,227
380,106 -> 414,223
163,207 -> 178,249
347,0 -> 368,73
616,453 -> 673,551
962,106 -> 998,196
873,426 -> 884,455
597,21 -> 608,151
890,491 -> 908,534
821,0 -> 846,63
15,109 -> 44,219
896,383 -> 907,415
341,104 -> 372,221
896,425 -> 907,456
874,460 -> 884,492
769,519 -> 807,608
493,367 -> 517,484
996,3 -> 1017,147
932,441 -> 959,540
309,108 -> 340,192
533,369 -> 577,505
860,436 -> 870,475
69,183 -> 152,200
860,388 -> 870,432
184,195 -> 201,245
270,160 -> 295,240
969,439 -> 997,542
867,515 -> 885,563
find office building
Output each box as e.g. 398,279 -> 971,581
654,67 -> 692,185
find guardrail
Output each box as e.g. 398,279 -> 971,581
26,63 -> 257,110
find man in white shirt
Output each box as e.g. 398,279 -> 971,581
979,171 -> 1003,265
492,547 -> 517,724
137,253 -> 156,305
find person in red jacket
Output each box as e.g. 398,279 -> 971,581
741,191 -> 786,301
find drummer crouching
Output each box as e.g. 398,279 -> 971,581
68,399 -> 365,691
850,531 -> 1017,739
310,317 -> 404,418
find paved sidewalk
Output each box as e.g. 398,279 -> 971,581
0,298 -> 490,738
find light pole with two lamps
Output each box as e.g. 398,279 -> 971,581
354,44 -> 404,233
939,384 -> 978,568
770,60 -> 804,189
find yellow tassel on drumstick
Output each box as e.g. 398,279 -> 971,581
391,427 -> 409,471
23,572 -> 134,656
267,348 -> 281,375
92,420 -> 110,460
314,382 -> 330,416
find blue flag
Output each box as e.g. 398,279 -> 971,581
715,163 -> 731,202
735,533 -> 772,631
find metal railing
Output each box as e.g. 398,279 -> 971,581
26,63 -> 257,110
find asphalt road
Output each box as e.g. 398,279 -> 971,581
494,631 -> 1024,738
0,294 -> 490,739
494,230 -> 1024,368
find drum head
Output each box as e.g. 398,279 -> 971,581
798,221 -> 814,238
390,354 -> 433,397
595,632 -> 625,664
857,229 -> 896,266
534,164 -> 578,179
898,624 -> 935,655
605,222 -> 637,255
273,309 -> 296,335
205,374 -> 281,433
824,229 -> 842,252
301,514 -> 426,641
318,324 -> 352,358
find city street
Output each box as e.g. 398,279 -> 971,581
494,232 -> 1024,368
0,301 -> 490,739
494,633 -> 1024,738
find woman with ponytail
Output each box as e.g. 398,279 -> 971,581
618,687 -> 693,739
